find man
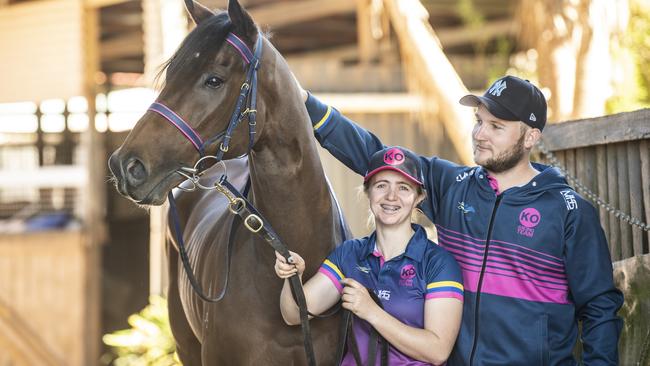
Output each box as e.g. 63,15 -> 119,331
300,75 -> 623,365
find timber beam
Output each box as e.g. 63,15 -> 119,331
249,0 -> 356,29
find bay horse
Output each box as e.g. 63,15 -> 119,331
108,0 -> 348,364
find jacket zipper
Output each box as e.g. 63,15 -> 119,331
468,194 -> 502,366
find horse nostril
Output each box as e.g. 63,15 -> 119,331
125,157 -> 147,187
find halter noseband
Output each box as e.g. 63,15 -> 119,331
148,32 -> 263,163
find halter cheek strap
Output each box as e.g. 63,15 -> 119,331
147,32 -> 263,160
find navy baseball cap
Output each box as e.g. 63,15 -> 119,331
364,146 -> 424,186
459,75 -> 547,130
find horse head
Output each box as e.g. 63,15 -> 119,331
109,0 -> 266,205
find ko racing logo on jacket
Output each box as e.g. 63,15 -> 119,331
517,207 -> 541,238
383,148 -> 405,165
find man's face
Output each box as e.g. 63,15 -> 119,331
471,105 -> 528,173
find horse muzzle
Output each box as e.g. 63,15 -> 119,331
108,150 -> 152,202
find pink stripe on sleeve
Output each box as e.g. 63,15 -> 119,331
426,291 -> 464,301
318,267 -> 343,293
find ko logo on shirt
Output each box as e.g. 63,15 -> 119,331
517,207 -> 541,238
519,208 -> 541,228
383,148 -> 405,166
399,264 -> 416,287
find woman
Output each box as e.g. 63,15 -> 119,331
275,146 -> 464,365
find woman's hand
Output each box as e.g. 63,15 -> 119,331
274,251 -> 305,279
341,278 -> 381,322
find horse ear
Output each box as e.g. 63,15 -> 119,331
227,0 -> 257,42
184,0 -> 214,25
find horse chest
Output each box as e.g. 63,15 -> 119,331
177,232 -> 280,336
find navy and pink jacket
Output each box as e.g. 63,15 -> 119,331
306,95 -> 623,366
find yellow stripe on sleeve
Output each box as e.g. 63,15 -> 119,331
427,281 -> 464,291
323,259 -> 344,279
313,105 -> 332,130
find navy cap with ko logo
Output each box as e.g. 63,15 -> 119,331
364,146 -> 424,187
459,75 -> 547,130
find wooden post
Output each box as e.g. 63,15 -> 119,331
60,101 -> 76,211
565,149 -> 576,179
607,144 -> 620,261
149,203 -> 169,296
596,145 -> 610,247
143,0 -> 188,85
143,0 -> 187,295
35,104 -> 44,167
554,150 -> 565,170
81,3 -> 103,365
627,142 -> 644,256
639,140 -> 650,254
617,143 -> 632,259
356,0 -> 379,64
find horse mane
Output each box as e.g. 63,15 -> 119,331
153,12 -> 232,90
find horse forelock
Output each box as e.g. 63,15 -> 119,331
154,12 -> 233,90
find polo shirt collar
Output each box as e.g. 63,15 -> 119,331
360,224 -> 428,263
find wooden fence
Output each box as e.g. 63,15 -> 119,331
0,230 -> 98,366
540,109 -> 650,261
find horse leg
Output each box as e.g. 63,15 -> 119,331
167,240 -> 202,365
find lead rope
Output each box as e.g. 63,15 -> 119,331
335,298 -> 389,366
214,176 -> 319,365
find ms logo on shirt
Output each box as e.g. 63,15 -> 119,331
376,289 -> 391,301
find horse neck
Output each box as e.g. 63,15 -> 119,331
247,41 -> 337,265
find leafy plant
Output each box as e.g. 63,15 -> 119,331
102,296 -> 180,366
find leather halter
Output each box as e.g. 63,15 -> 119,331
148,32 -> 261,159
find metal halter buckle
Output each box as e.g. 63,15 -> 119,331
228,197 -> 245,214
244,214 -> 263,233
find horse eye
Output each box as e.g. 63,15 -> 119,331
204,76 -> 223,89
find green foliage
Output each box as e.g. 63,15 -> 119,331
607,0 -> 650,113
457,0 -> 487,54
629,0 -> 650,103
102,296 -> 180,366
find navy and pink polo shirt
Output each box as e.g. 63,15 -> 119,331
319,224 -> 464,366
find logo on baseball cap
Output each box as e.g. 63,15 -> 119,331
364,146 -> 424,186
459,75 -> 547,130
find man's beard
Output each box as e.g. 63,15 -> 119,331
480,132 -> 527,173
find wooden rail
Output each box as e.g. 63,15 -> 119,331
541,109 -> 650,261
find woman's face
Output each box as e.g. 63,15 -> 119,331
367,170 -> 422,228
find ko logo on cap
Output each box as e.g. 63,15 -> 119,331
384,148 -> 405,166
